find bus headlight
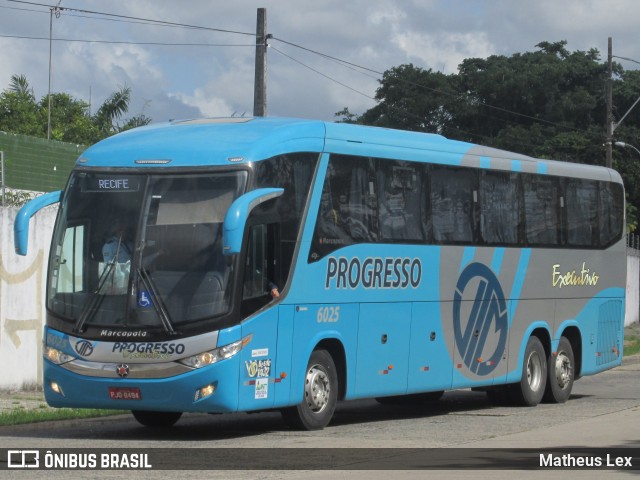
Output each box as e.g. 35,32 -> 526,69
45,347 -> 76,365
179,334 -> 252,369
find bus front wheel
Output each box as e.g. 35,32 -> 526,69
132,410 -> 182,428
543,336 -> 574,403
510,336 -> 547,406
281,349 -> 338,430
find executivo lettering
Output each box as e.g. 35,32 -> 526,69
552,262 -> 599,289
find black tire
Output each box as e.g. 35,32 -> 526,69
281,349 -> 338,430
543,336 -> 575,404
509,336 -> 547,406
131,410 -> 182,428
376,391 -> 444,405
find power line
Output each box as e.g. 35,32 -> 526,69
0,33 -> 257,47
6,0 -> 257,36
270,46 -> 376,102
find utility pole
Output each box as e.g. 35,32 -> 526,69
253,8 -> 268,117
47,2 -> 62,140
606,37 -> 613,169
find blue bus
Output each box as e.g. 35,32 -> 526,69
15,117 -> 626,429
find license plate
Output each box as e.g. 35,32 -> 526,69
108,387 -> 142,400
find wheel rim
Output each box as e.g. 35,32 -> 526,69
304,364 -> 330,413
554,351 -> 573,389
526,350 -> 543,392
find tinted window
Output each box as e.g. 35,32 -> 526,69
431,166 -> 476,243
523,175 -> 560,246
566,179 -> 599,247
480,171 -> 521,245
311,155 -> 378,259
252,153 -> 318,290
599,182 -> 625,247
377,160 -> 426,242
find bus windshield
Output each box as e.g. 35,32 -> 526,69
47,170 -> 247,333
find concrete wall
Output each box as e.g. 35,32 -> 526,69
0,205 -> 638,389
0,206 -> 56,389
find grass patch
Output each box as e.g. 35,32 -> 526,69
624,333 -> 640,357
0,408 -> 122,426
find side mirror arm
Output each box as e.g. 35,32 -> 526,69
14,190 -> 62,256
222,188 -> 284,255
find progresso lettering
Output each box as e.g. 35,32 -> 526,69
325,256 -> 421,289
112,342 -> 185,355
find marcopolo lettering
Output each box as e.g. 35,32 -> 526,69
112,342 -> 185,355
325,256 -> 421,289
100,330 -> 148,338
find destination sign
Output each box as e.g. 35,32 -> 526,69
82,176 -> 141,192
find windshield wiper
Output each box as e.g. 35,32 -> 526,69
137,267 -> 177,335
73,261 -> 115,333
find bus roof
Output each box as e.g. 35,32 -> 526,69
77,117 -> 621,183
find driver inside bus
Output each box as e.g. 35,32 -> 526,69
102,223 -> 133,264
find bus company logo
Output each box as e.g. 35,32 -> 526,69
74,340 -> 94,357
453,263 -> 508,376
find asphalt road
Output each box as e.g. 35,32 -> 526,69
1,357 -> 639,479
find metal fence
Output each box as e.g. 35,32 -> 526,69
0,131 -> 85,193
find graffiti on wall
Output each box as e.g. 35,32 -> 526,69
0,250 -> 44,384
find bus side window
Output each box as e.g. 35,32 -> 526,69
430,165 -> 477,243
57,223 -> 86,293
311,155 -> 378,260
377,161 -> 425,242
242,223 -> 281,313
243,224 -> 267,300
565,178 -> 599,247
523,175 -> 560,246
599,182 -> 624,247
480,171 -> 522,245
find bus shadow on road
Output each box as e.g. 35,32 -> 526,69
0,389 -> 563,442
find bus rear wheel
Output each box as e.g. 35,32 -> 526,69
543,336 -> 574,403
132,410 -> 182,428
281,349 -> 338,430
510,336 -> 547,406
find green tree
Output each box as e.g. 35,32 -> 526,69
0,75 -> 151,144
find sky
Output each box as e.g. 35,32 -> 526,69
1,0 -> 640,126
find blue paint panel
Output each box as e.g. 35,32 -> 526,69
491,248 -> 505,274
238,309 -> 280,411
576,289 -> 625,375
508,249 -> 531,319
460,247 -> 476,273
479,156 -> 491,169
355,303 -> 411,398
537,162 -> 548,174
408,302 -> 453,392
511,160 -> 522,172
273,305 -> 295,407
